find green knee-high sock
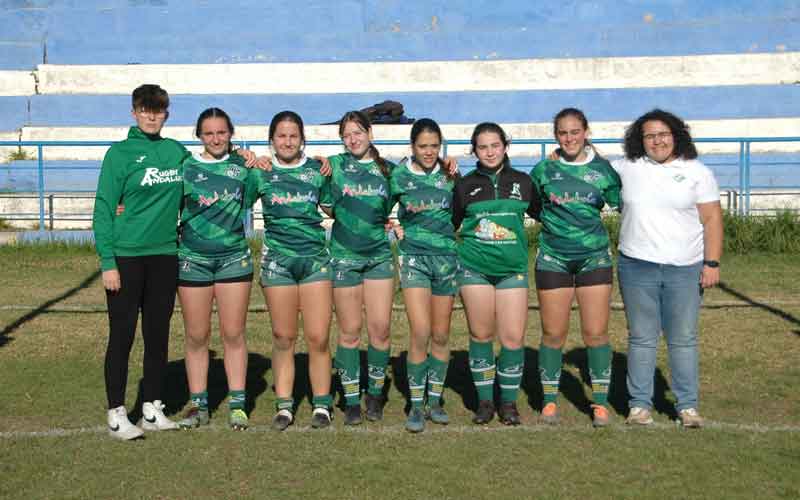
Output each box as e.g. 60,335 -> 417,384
539,344 -> 563,404
312,394 -> 333,410
275,397 -> 293,413
587,343 -> 612,406
367,345 -> 390,396
228,390 -> 246,411
335,345 -> 361,406
190,391 -> 208,411
498,346 -> 524,403
469,339 -> 496,402
406,357 -> 428,409
426,354 -> 449,407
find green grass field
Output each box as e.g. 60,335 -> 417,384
1,245 -> 798,499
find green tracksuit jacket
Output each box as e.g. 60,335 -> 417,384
92,127 -> 189,271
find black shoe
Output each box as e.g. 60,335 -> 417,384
271,410 -> 293,431
343,404 -> 362,426
498,402 -> 521,426
472,400 -> 495,425
311,407 -> 332,429
364,393 -> 384,422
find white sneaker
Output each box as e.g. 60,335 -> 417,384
626,407 -> 654,425
139,400 -> 179,431
678,408 -> 704,428
107,406 -> 144,440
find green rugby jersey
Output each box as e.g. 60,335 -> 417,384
321,153 -> 395,260
249,156 -> 329,258
389,159 -> 456,256
178,153 -> 251,259
530,149 -> 621,260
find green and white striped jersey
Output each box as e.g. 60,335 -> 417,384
389,159 -> 456,256
321,153 -> 395,260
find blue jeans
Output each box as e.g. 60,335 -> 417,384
618,253 -> 703,412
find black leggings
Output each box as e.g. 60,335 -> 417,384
104,254 -> 177,409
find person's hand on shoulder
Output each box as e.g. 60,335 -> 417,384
315,156 -> 332,176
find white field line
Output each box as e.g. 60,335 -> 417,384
2,421 -> 799,440
2,301 -> 800,314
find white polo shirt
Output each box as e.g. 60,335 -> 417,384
612,156 -> 720,266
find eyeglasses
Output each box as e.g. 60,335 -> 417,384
643,131 -> 672,142
135,108 -> 167,118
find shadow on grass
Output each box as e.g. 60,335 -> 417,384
718,282 -> 800,335
0,270 -> 101,349
129,350 -> 271,422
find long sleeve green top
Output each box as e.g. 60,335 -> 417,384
92,127 -> 189,271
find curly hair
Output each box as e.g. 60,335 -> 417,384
623,109 -> 698,161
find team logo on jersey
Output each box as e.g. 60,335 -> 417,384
135,155 -> 147,163
195,173 -> 208,182
140,167 -> 181,186
510,182 -> 522,200
369,167 -> 381,177
673,174 -> 686,183
408,257 -> 416,267
475,218 -> 516,241
583,171 -> 602,183
299,171 -> 314,183
225,166 -> 243,178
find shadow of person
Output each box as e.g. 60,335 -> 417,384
444,349 -> 478,412
131,349 -> 271,421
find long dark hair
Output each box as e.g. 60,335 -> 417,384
195,107 -> 234,153
470,122 -> 511,169
623,108 -> 698,161
338,110 -> 390,177
410,118 -> 457,181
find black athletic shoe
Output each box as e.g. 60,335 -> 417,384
472,400 -> 495,425
343,404 -> 363,426
498,401 -> 521,426
364,393 -> 384,421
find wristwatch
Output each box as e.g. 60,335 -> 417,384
703,260 -> 720,268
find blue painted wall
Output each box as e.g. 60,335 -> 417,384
12,85 -> 800,128
1,0 -> 798,68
